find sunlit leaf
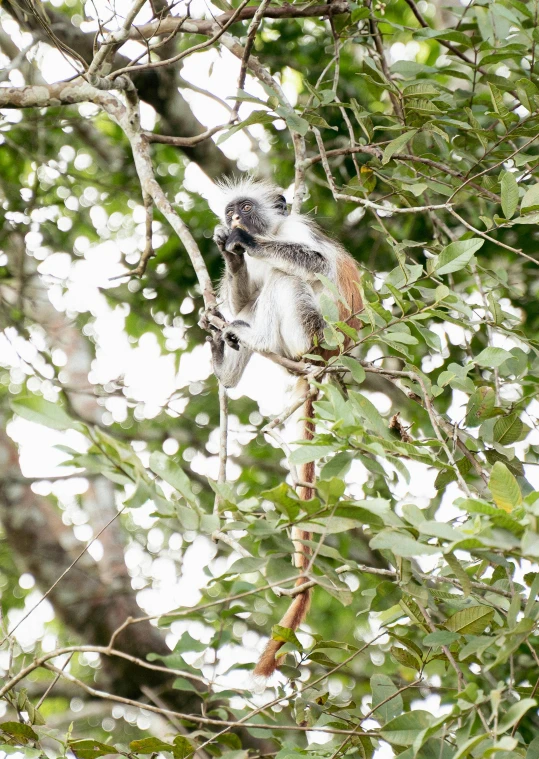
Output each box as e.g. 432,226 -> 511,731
489,461 -> 522,512
445,606 -> 494,635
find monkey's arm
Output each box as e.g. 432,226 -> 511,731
225,228 -> 329,280
214,225 -> 253,314
222,268 -> 252,315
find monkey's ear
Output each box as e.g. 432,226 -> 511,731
274,195 -> 288,214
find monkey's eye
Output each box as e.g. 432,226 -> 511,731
242,203 -> 252,212
226,209 -> 233,217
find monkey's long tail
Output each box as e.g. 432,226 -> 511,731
253,384 -> 315,678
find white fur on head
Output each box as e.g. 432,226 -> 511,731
215,176 -> 285,227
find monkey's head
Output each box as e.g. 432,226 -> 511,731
217,178 -> 287,235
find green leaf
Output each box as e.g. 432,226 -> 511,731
339,356 -> 366,384
391,645 -> 421,670
351,6 -> 370,21
489,461 -> 522,512
474,347 -> 512,368
493,413 -> 528,445
0,723 -> 39,742
497,698 -> 536,733
11,396 -> 78,432
224,557 -> 265,576
371,580 -> 403,611
445,606 -> 494,635
300,515 -> 361,534
216,111 -> 274,144
380,711 -> 433,747
304,113 -> 338,131
272,624 -> 302,648
452,734 -> 489,759
349,391 -> 391,439
172,631 -> 207,653
370,529 -> 439,557
226,88 -> 268,106
289,444 -> 339,465
489,83 -> 512,126
171,736 -> 193,759
445,552 -> 471,598
423,630 -> 460,647
402,83 -> 441,97
172,677 -> 198,692
382,129 -> 418,164
261,483 -> 300,518
522,183 -> 539,212
501,171 -> 519,219
319,292 -> 340,322
459,635 -> 492,661
130,738 -> 175,754
371,674 -> 403,724
69,740 -> 118,759
319,452 -> 354,480
383,330 -> 418,345
465,386 -> 496,427
176,504 -> 199,531
434,238 -> 484,276
274,106 -> 309,136
149,451 -> 197,507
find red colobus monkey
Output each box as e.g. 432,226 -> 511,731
207,178 -> 362,677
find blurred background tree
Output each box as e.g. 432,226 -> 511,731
2,0 -> 539,756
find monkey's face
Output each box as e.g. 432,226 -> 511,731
225,194 -> 287,235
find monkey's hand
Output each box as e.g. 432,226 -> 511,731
225,227 -> 256,255
214,225 -> 246,274
213,225 -> 230,251
222,320 -> 251,351
206,332 -> 225,365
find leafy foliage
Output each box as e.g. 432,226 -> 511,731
3,0 -> 539,756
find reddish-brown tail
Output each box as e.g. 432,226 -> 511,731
254,392 -> 315,678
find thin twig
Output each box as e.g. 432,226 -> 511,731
1,505 -> 126,645
35,654 -> 74,709
144,124 -> 227,146
87,0 -> 148,78
40,661 -> 380,736
417,602 -> 465,692
110,0 -> 252,78
141,685 -> 212,759
230,0 -> 272,118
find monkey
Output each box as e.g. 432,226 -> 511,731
206,177 -> 362,678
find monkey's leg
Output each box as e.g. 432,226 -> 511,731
207,331 -> 253,389
280,278 -> 325,359
222,274 -> 321,358
266,275 -> 324,358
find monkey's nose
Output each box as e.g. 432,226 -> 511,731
231,215 -> 241,229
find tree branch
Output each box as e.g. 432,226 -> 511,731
131,1 -> 350,39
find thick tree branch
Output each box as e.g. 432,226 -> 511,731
131,1 -> 350,39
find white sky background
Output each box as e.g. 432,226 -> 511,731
1,2 -> 539,753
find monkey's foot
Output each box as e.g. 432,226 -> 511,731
222,320 -> 251,351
